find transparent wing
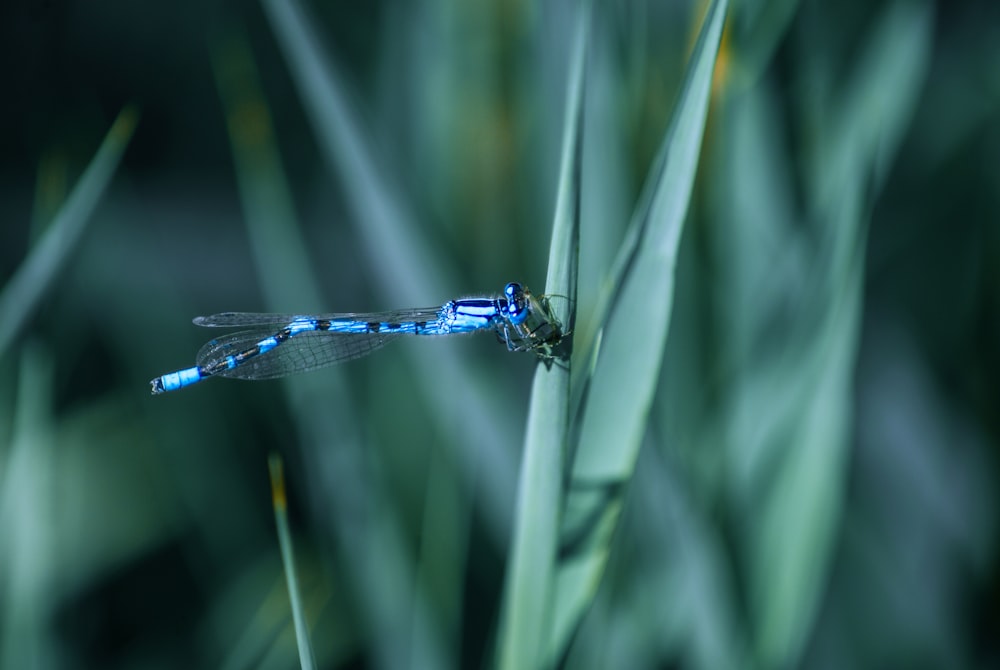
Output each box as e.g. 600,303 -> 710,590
193,307 -> 443,328
196,328 -> 404,380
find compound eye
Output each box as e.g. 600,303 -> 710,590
504,282 -> 528,324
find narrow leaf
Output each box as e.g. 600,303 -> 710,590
269,454 -> 317,670
496,6 -> 588,668
745,3 -> 934,666
0,106 -> 137,359
259,0 -> 521,539
551,0 -> 729,659
212,38 -> 449,669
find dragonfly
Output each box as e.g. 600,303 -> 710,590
150,282 -> 562,394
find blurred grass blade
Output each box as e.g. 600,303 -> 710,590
0,106 -> 137,360
811,0 -> 933,213
745,3 -> 933,666
728,0 -> 803,87
551,0 -> 729,660
258,0 -> 449,303
0,343 -> 55,668
260,0 -> 521,540
496,7 -> 588,669
211,35 -> 324,309
212,37 -> 449,669
269,454 -> 317,670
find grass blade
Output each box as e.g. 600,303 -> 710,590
0,344 -> 55,668
496,6 -> 588,669
740,3 -> 934,666
260,0 -> 520,540
551,0 -> 729,660
268,454 -> 317,670
0,106 -> 137,360
212,37 -> 449,669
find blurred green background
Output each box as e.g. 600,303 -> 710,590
2,0 -> 998,668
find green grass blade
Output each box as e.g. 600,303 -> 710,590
259,0 -> 521,540
729,0 -> 803,86
496,7 -> 588,669
0,344 -> 55,668
811,0 -> 933,211
259,0 -> 447,303
0,106 -> 137,360
269,455 -> 317,670
741,3 -> 933,666
212,37 -> 449,670
551,0 -> 729,660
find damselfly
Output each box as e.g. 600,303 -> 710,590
150,282 -> 562,394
